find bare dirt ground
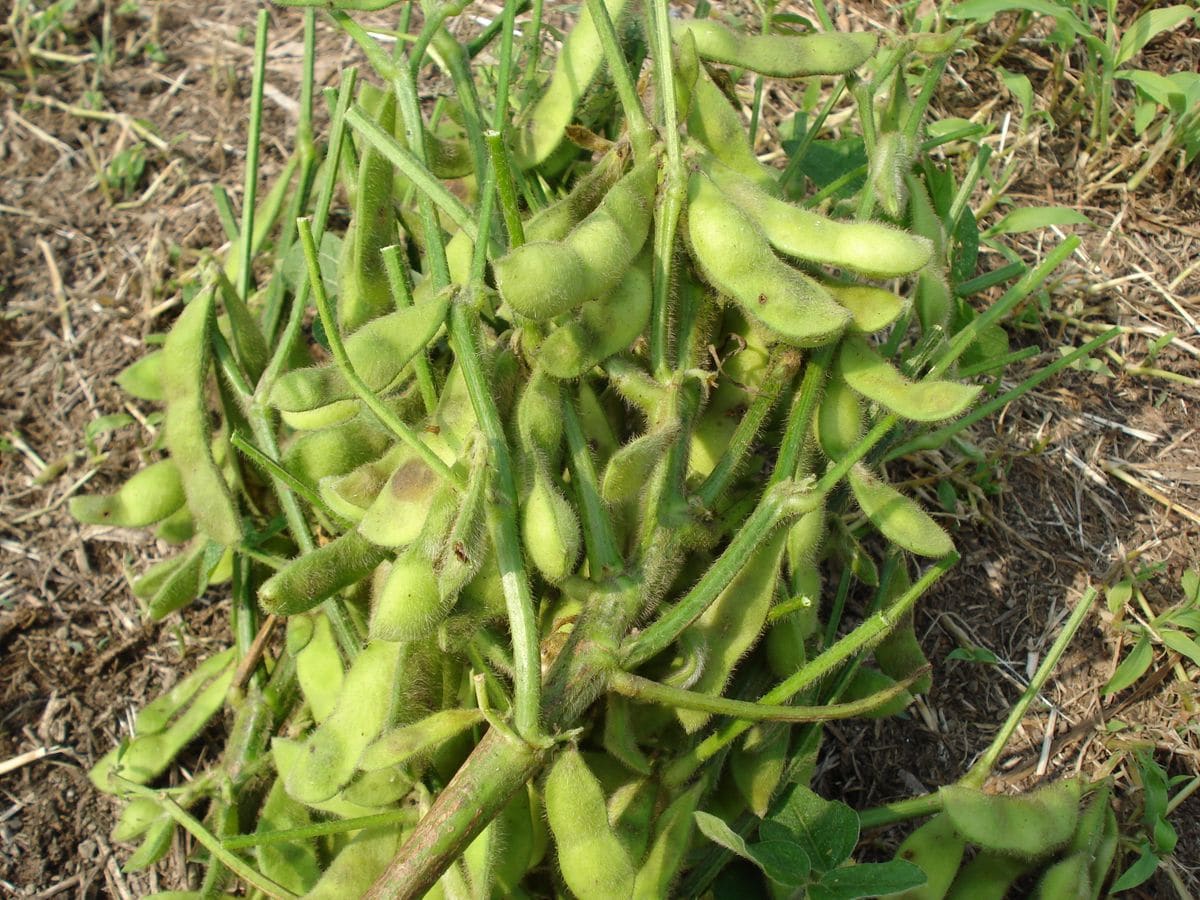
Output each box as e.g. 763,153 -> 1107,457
1,1 -> 1196,896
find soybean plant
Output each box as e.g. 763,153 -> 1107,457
76,4 -> 1117,898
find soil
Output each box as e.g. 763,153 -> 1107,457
1,1 -> 1196,896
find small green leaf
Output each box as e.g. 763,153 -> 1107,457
1182,569 -> 1200,604
748,840 -> 811,887
946,645 -> 999,665
694,812 -> 752,860
770,785 -> 859,874
945,0 -> 1091,38
1160,629 -> 1200,667
1106,579 -> 1134,615
84,413 -> 136,454
1110,841 -> 1159,893
1102,633 -> 1153,695
985,206 -> 1092,237
808,860 -> 927,900
999,68 -> 1035,124
1116,6 -> 1196,67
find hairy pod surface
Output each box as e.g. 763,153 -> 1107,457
838,334 -> 981,422
259,529 -> 389,616
69,459 -> 185,528
674,19 -> 877,77
848,463 -> 954,558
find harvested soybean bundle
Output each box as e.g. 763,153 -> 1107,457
71,6 -> 1104,899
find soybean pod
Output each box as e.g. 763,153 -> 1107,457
673,19 -> 876,77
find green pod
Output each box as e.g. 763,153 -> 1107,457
116,350 -> 164,402
122,815 -> 174,872
369,546 -> 449,641
161,288 -> 242,545
284,639 -> 407,805
359,708 -> 485,771
292,613 -> 345,724
522,470 -> 582,584
268,296 -> 449,415
304,826 -> 405,900
824,282 -> 911,334
945,850 -> 1034,900
142,539 -> 226,621
731,724 -> 789,818
605,356 -> 672,421
278,398 -> 360,431
491,785 -> 545,894
602,694 -> 653,776
320,443 -> 410,523
686,172 -> 850,347
673,19 -> 876,77
89,649 -> 235,792
214,275 -> 269,383
848,463 -> 954,558
687,67 -> 777,191
135,647 -> 237,734
940,778 -> 1082,860
816,373 -> 864,460
915,266 -> 954,335
766,569 -> 821,678
516,368 -> 565,470
601,424 -> 679,546
255,777 -> 320,895
434,446 -> 490,601
515,0 -> 630,167
838,334 -> 982,422
609,778 -> 657,863
844,666 -> 914,718
339,86 -> 398,333
271,736 -> 387,819
632,784 -> 702,898
538,258 -> 653,380
279,415 -> 392,490
112,797 -> 166,843
707,161 -> 933,278
525,152 -> 624,244
874,562 -> 932,694
670,528 -> 787,733
258,529 -> 389,617
494,160 -> 657,321
577,379 -> 620,466
1035,852 -> 1091,900
357,455 -> 446,548
893,812 -> 966,900
544,747 -> 637,900
153,504 -> 195,545
69,458 -> 186,528
339,767 -> 414,808
870,131 -> 916,219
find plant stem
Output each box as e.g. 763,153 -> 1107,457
586,0 -> 654,161
238,10 -> 269,304
859,791 -> 946,830
562,395 -> 623,577
486,131 -> 525,248
381,245 -> 439,415
224,807 -> 421,849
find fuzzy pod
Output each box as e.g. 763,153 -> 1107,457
140,539 -> 227,621
687,67 -> 777,192
254,778 -> 321,896
544,748 -> 637,900
893,812 -> 966,900
940,778 -> 1082,860
524,151 -> 624,244
284,639 -> 407,805
945,851 -> 1035,900
292,614 -> 345,725
870,130 -> 916,219
304,827 -> 405,900
280,415 -> 392,491
494,160 -> 656,321
824,282 -> 911,334
370,545 -> 451,642
632,784 -> 702,898
731,725 -> 789,818
69,458 -> 186,529
537,258 -> 653,380
686,172 -> 850,347
848,463 -> 954,558
707,161 -> 933,278
515,0 -> 630,167
837,334 -> 981,422
874,563 -> 933,695
516,368 -> 565,469
269,295 -> 449,415
816,373 -> 864,461
259,529 -> 389,617
673,19 -> 876,77
357,455 -> 447,548
160,289 -> 242,545
522,470 -> 582,584
319,443 -> 409,523
359,708 -> 485,772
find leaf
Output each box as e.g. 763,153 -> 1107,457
985,206 -> 1092,237
770,785 -> 859,874
694,812 -> 753,860
946,645 -> 999,665
1116,6 -> 1196,67
1102,633 -> 1153,695
282,230 -> 341,298
84,413 -> 136,454
1182,569 -> 1200,604
1119,69 -> 1185,107
1110,841 -> 1160,893
748,840 -> 811,887
945,0 -> 1091,38
999,68 -> 1035,123
808,860 -> 927,900
1160,629 -> 1200,667
1106,579 -> 1134,615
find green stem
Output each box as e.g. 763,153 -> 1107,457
666,552 -> 957,785
622,480 -> 820,669
230,431 -> 342,524
297,218 -> 462,489
859,792 -> 945,830
769,346 -> 831,488
237,10 -> 269,303
609,668 -> 923,723
381,245 -> 439,415
962,586 -> 1099,787
486,130 -> 525,248
585,0 -> 654,161
448,300 -> 543,741
223,808 -> 421,849
562,395 -> 623,577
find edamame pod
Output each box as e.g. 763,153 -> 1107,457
874,562 -> 932,694
848,463 -> 954,558
359,708 -> 485,771
673,19 -> 876,77
305,827 -> 404,900
522,470 -> 582,584
1035,852 -> 1091,899
544,747 -> 637,899
893,812 -> 966,900
945,850 -> 1033,900
258,529 -> 389,616
687,68 -> 777,191
516,369 -> 565,471
357,455 -> 446,548
838,334 -> 981,422
686,173 -> 850,347
816,374 -> 863,460
940,778 -> 1082,859
537,258 -> 653,380
134,647 -> 237,734
824,283 -> 911,334
161,289 -> 242,545
525,151 -> 624,244
320,443 -> 410,523
255,778 -> 321,895
515,0 -> 630,167
369,545 -> 448,641
280,415 -> 391,490
870,130 -> 916,219
292,613 -> 344,724
269,296 -> 450,415
143,539 -> 227,621
707,161 -> 933,278
494,160 -> 656,321
69,458 -> 185,528
731,724 -> 788,818
632,785 -> 702,899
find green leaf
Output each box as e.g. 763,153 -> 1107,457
1116,6 -> 1196,67
769,785 -> 859,874
1119,69 -> 1185,107
945,0 -> 1091,38
282,230 -> 341,298
999,68 -> 1035,124
808,860 -> 928,900
84,413 -> 136,454
1160,629 -> 1200,667
694,812 -> 752,860
946,645 -> 999,665
1102,633 -> 1153,695
985,206 -> 1092,237
1106,578 -> 1134,615
1182,569 -> 1200,604
748,840 -> 811,887
1110,841 -> 1159,893
1165,610 -> 1200,633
